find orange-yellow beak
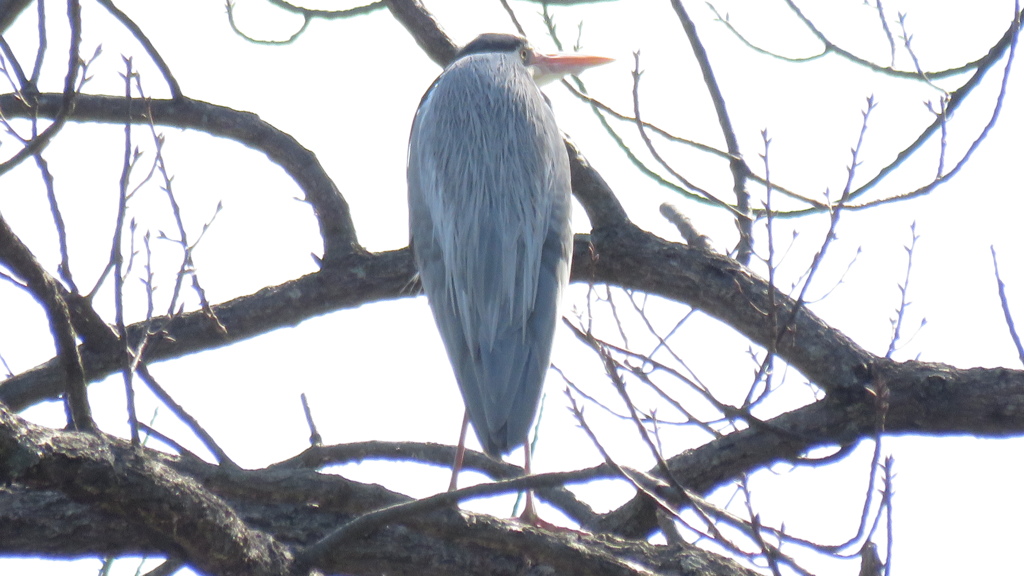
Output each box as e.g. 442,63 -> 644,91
529,51 -> 614,85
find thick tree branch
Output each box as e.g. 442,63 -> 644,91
578,227 -> 874,393
0,405 -> 303,576
0,248 -> 415,411
383,0 -> 457,67
0,93 -> 359,263
5,224 -> 1024,541
0,407 -> 760,576
567,137 -> 631,230
595,361 -> 1024,538
3,221 -> 873,411
0,0 -> 33,33
6,351 -> 1023,572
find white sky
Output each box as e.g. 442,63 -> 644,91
1,1 -> 1022,575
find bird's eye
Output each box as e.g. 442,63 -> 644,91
519,48 -> 530,63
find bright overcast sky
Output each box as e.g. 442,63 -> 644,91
1,1 -> 1022,574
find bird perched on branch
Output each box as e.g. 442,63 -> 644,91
407,33 -> 611,517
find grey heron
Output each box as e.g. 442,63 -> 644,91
407,33 -> 611,512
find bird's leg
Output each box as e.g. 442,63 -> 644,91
518,436 -> 561,528
448,410 -> 470,492
518,438 -> 540,523
518,440 -> 581,532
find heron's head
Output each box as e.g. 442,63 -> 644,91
456,33 -> 613,86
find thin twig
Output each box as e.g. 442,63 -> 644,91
0,1 -> 79,177
301,393 -> 323,447
296,465 -> 611,566
886,224 -> 921,359
670,0 -> 753,263
630,52 -> 743,218
659,203 -> 711,250
136,364 -> 236,467
113,57 -> 140,444
498,0 -> 526,36
96,0 -> 182,97
0,214 -> 94,431
991,246 -> 1024,367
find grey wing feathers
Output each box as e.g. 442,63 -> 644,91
407,53 -> 572,456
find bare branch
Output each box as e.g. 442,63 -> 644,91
0,215 -> 93,431
113,57 -> 140,443
0,93 -> 360,262
383,0 -> 457,67
991,246 -> 1024,367
96,0 -> 182,97
0,0 -> 82,178
670,0 -> 753,262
